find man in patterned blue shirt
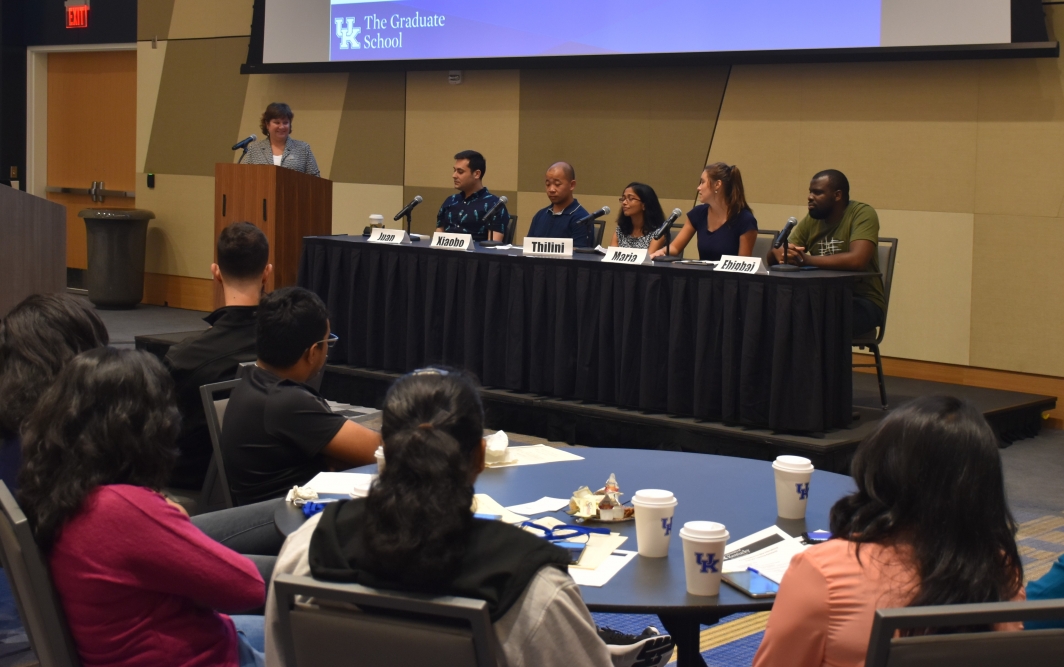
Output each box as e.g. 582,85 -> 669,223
435,150 -> 509,242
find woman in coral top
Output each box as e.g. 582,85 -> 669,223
753,395 -> 1024,667
18,348 -> 267,667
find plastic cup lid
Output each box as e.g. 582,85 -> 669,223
351,477 -> 373,497
773,455 -> 814,473
632,489 -> 677,506
680,521 -> 729,541
374,446 -> 384,457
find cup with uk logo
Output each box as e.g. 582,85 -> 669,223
773,455 -> 814,519
680,521 -> 730,596
632,489 -> 677,558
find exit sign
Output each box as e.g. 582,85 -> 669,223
65,0 -> 89,29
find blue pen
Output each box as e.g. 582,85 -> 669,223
746,567 -> 763,575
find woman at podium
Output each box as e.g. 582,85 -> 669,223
239,102 -> 320,177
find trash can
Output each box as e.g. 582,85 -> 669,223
78,209 -> 155,309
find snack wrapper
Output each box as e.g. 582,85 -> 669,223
569,486 -> 605,518
286,485 -> 319,506
569,474 -> 634,521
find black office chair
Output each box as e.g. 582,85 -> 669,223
503,215 -> 518,245
199,378 -> 241,509
852,238 -> 898,410
593,218 -> 607,247
865,599 -> 1064,667
752,229 -> 779,262
0,482 -> 82,667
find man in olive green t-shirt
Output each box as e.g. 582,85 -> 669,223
765,169 -> 885,336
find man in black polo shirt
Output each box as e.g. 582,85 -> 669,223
165,222 -> 271,490
436,149 -> 509,241
527,162 -> 593,247
221,287 -> 381,505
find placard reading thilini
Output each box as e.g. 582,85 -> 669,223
601,247 -> 651,265
367,228 -> 411,244
522,237 -> 573,257
715,255 -> 762,274
430,232 -> 474,251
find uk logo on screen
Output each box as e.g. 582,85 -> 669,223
335,18 -> 361,49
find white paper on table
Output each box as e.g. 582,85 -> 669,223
488,445 -> 585,467
595,245 -> 608,254
721,525 -> 809,584
304,472 -> 376,496
472,494 -> 529,524
505,497 -> 570,515
485,244 -> 513,250
569,550 -> 638,587
570,533 -> 628,570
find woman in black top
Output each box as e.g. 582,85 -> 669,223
651,163 -> 757,261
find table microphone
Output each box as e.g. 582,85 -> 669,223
479,196 -> 509,247
393,195 -> 423,221
651,209 -> 684,241
574,206 -> 611,226
773,217 -> 799,249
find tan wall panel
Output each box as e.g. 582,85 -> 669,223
145,37 -> 250,177
332,183 -> 406,236
168,0 -> 253,39
403,186 -> 517,237
136,172 -> 216,279
970,215 -> 1064,376
137,40 -> 168,174
405,70 -> 520,191
236,73 -> 348,180
143,272 -> 214,311
138,0 -> 174,41
330,71 -> 406,186
518,67 -> 728,200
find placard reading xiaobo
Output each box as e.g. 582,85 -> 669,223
430,232 -> 473,251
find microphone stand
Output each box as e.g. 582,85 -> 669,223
651,219 -> 684,262
769,240 -> 800,271
573,215 -> 600,254
478,210 -> 507,247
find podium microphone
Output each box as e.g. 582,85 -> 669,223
231,134 -> 257,151
393,195 -> 423,221
479,196 -> 509,247
574,206 -> 611,226
651,208 -> 684,241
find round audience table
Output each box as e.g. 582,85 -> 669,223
275,448 -> 855,667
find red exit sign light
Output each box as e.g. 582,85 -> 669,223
66,4 -> 89,29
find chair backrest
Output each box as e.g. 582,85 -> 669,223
593,219 -> 606,247
199,378 -> 241,509
503,215 -> 518,245
753,230 -> 778,262
866,599 -> 1064,667
874,237 -> 899,344
0,482 -> 81,667
273,573 -> 497,667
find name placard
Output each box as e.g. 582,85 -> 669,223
601,247 -> 651,265
430,232 -> 473,251
367,228 -> 411,244
716,255 -> 762,274
522,237 -> 573,257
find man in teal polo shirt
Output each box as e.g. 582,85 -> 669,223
766,169 -> 885,336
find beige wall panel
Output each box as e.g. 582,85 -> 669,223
709,65 -> 805,206
235,73 -> 349,180
970,215 -> 1064,376
405,70 -> 520,192
332,183 -> 406,236
747,203 -> 806,234
136,173 -> 215,279
403,186 -> 517,237
518,67 -> 728,201
331,71 -> 406,186
975,122 -> 1064,218
168,0 -> 253,39
138,0 -> 174,41
874,209 -> 973,365
136,40 -> 168,174
145,37 -> 250,177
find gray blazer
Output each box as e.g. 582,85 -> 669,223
239,137 -> 320,177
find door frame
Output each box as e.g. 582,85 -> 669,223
25,42 -> 136,198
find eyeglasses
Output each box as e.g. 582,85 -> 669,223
313,332 -> 339,350
520,521 -> 611,544
408,367 -> 449,377
618,195 -> 642,204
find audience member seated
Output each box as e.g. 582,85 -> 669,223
264,368 -> 673,667
612,182 -> 667,252
651,162 -> 757,260
18,348 -> 268,666
221,287 -> 380,505
527,161 -> 593,247
765,169 -> 885,336
1026,554 -> 1064,629
752,395 -> 1024,667
0,293 -> 108,493
165,221 -> 272,490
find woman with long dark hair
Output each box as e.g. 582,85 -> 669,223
265,369 -> 672,666
19,348 -> 268,667
752,395 -> 1024,667
651,162 -> 758,260
0,293 -> 108,492
612,182 -> 668,252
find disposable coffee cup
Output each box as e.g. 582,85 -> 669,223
773,455 -> 814,519
679,521 -> 729,596
375,446 -> 385,472
350,476 -> 372,498
632,489 -> 678,558
369,214 -> 385,228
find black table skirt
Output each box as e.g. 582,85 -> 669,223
298,237 -> 856,432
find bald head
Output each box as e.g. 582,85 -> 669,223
548,162 -> 575,181
545,162 -> 576,209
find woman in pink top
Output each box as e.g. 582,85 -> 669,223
753,395 -> 1024,667
18,348 -> 267,667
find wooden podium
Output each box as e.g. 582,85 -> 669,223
214,164 -> 332,308
0,186 -> 66,317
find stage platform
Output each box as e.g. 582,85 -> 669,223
322,365 -> 1056,474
